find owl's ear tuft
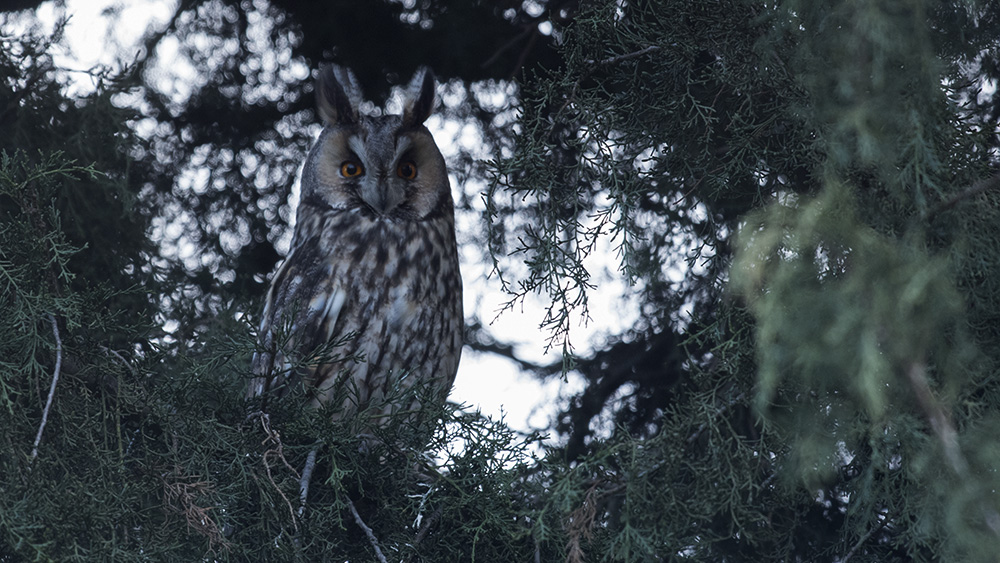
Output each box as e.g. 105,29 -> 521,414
317,65 -> 361,125
402,67 -> 436,127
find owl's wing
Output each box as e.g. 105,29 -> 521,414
248,245 -> 347,400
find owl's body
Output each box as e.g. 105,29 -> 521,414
248,66 -> 462,424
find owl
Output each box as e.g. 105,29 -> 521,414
248,65 -> 463,432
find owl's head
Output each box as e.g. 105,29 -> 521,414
299,65 -> 452,223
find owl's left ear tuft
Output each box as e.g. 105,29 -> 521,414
402,67 -> 436,127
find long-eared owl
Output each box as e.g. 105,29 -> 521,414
248,65 -> 463,428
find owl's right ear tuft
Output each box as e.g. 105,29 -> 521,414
316,65 -> 362,125
402,67 -> 436,127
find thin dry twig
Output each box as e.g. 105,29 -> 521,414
564,481 -> 601,563
259,413 -> 300,534
586,45 -> 661,66
298,446 -> 320,517
259,414 -> 301,478
840,509 -> 897,563
347,497 -> 388,563
162,468 -> 230,552
482,24 -> 536,69
101,344 -> 135,375
30,314 -> 63,465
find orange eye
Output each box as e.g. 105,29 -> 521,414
396,161 -> 417,180
340,161 -> 364,177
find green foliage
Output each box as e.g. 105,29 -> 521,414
487,0 -> 1000,560
4,0 -> 1000,561
0,149 -> 145,560
0,153 -> 84,405
734,184 -> 969,421
0,22 -> 545,562
488,0 -> 812,356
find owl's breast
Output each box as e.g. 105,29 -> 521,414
299,210 -> 462,411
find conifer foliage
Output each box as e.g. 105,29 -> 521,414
2,1 -> 1000,561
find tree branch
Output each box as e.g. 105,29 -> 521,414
29,314 -> 63,465
403,505 -> 444,563
298,446 -> 320,517
348,497 -> 388,563
840,509 -> 896,563
586,45 -> 661,66
464,321 -> 560,374
927,172 -> 1000,220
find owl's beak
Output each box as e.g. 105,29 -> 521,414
358,175 -> 404,215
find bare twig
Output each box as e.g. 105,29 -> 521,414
259,414 -> 301,478
511,29 -> 540,80
297,447 -> 320,517
30,314 -> 63,465
347,497 -> 388,563
482,24 -> 536,69
465,322 -> 559,374
586,45 -> 661,66
259,414 -> 300,534
101,345 -> 135,375
840,509 -> 896,563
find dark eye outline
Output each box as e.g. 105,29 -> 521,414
340,160 -> 364,178
396,160 -> 417,180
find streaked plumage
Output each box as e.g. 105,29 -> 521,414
248,65 -> 462,426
